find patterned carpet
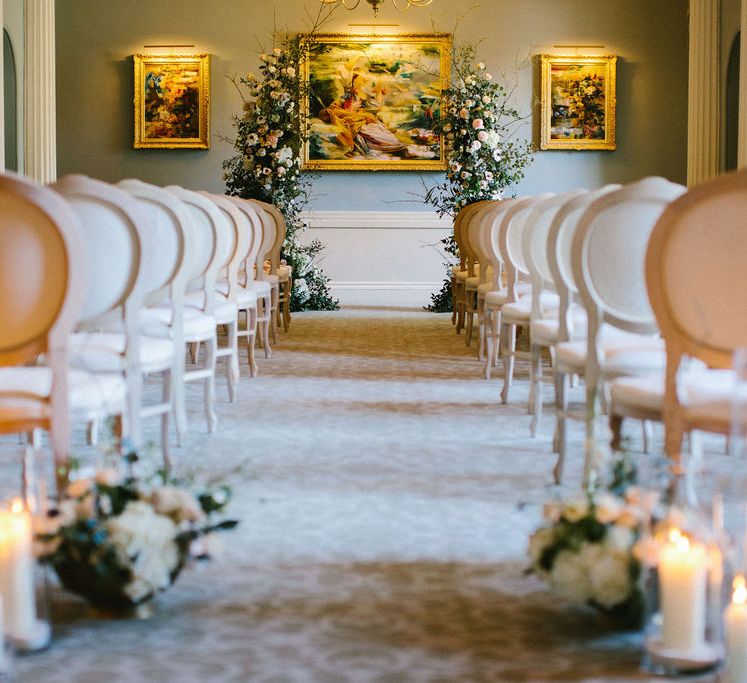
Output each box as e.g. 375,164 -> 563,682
15,309 -> 709,682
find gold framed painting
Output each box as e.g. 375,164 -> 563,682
133,53 -> 210,149
539,54 -> 616,151
302,33 -> 452,171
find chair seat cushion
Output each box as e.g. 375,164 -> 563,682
215,280 -> 262,306
184,292 -> 237,324
140,306 -> 216,343
0,367 -> 125,420
70,332 -> 174,374
483,282 -> 532,306
610,369 -> 734,417
501,292 -> 561,322
556,333 -> 665,376
530,308 -> 588,346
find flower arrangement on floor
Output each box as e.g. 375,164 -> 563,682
39,454 -> 238,613
424,44 -> 534,312
223,15 -> 339,312
527,462 -> 657,626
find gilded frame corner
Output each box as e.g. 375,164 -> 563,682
539,54 -> 616,151
133,52 -> 211,150
302,33 -> 452,172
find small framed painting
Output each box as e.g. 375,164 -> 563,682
133,53 -> 210,149
302,33 -> 451,171
539,54 -> 616,151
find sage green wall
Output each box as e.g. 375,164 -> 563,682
56,0 -> 689,210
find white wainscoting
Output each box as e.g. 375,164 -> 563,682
300,211 -> 453,307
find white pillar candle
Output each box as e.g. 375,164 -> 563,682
0,499 -> 37,641
726,575 -> 747,683
658,528 -> 708,653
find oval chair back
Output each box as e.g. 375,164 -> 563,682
224,196 -> 264,284
646,169 -> 747,457
117,179 -> 194,317
201,193 -> 251,301
498,194 -> 553,302
247,200 -> 277,280
53,174 -> 156,446
166,186 -> 229,317
481,200 -> 515,291
0,173 -> 88,469
572,177 -> 686,339
523,190 -> 587,319
547,184 -> 622,342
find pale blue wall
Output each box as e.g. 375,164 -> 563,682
56,0 -> 689,210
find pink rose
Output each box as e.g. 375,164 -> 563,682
472,118 -> 484,130
477,130 -> 489,142
459,108 -> 469,119
267,134 -> 279,148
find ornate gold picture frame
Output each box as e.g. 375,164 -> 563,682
539,54 -> 616,151
133,53 -> 210,149
302,33 -> 452,171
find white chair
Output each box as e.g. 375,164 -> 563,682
250,199 -> 292,336
118,179 -> 218,441
461,201 -> 493,348
497,193 -> 556,404
623,169 -> 747,462
521,189 -> 588,435
554,177 -> 686,485
167,186 -> 240,404
53,175 -> 176,463
0,174 -> 88,483
543,185 -> 622,444
203,193 -> 263,375
452,203 -> 482,335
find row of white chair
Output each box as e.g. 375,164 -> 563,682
450,171 -> 747,486
0,172 -> 293,487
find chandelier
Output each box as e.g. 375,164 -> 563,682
320,0 -> 433,16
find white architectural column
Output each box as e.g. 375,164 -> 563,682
739,0 -> 747,167
687,0 -> 720,185
24,0 -> 55,183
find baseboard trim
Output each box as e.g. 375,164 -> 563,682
330,281 -> 442,291
303,211 -> 451,230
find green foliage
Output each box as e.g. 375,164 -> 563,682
223,32 -> 338,312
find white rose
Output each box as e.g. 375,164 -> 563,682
95,468 -> 120,487
482,95 -> 491,104
562,494 -> 589,522
593,492 -> 623,524
550,549 -> 593,603
151,486 -> 204,523
485,73 -> 493,80
286,66 -> 296,77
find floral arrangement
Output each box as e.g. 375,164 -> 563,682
223,18 -> 338,312
39,457 -> 237,612
424,44 -> 533,312
528,471 -> 658,625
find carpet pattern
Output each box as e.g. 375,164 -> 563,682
15,310 -> 709,682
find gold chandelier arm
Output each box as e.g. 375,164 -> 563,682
391,0 -> 433,8
320,0 -> 362,8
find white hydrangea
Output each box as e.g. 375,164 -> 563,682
550,548 -> 593,603
587,547 -> 633,609
106,501 -> 180,602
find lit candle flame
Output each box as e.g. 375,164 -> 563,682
668,527 -> 690,552
734,575 -> 747,605
10,498 -> 24,515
